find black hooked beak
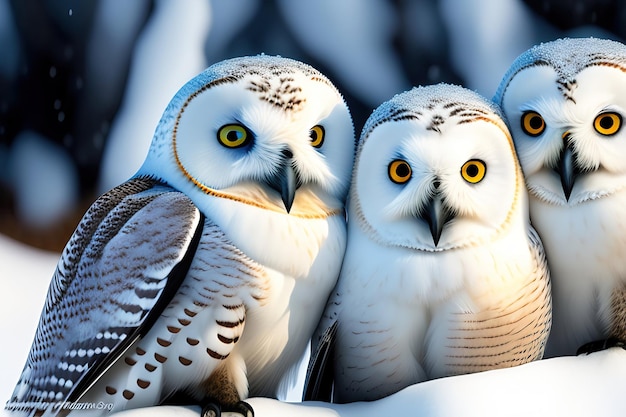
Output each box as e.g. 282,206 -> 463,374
267,148 -> 298,213
556,132 -> 578,201
419,182 -> 452,247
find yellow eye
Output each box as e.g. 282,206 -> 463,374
218,124 -> 251,148
388,159 -> 412,184
521,111 -> 545,137
310,125 -> 325,148
461,159 -> 487,184
594,112 -> 622,136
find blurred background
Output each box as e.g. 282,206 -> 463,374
0,0 -> 624,252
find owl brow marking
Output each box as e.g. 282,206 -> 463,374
457,110 -> 492,125
171,77 -> 340,219
430,101 -> 492,130
556,79 -> 577,103
556,59 -> 626,102
388,108 -> 422,123
362,108 -> 422,138
448,103 -> 489,119
591,60 -> 626,72
428,114 -> 445,132
248,79 -> 271,93
503,58 -> 626,104
310,75 -> 333,88
246,75 -> 306,112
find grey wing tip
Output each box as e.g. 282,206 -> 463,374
303,320 -> 338,402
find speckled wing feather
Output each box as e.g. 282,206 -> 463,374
6,177 -> 203,414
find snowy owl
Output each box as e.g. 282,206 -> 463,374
6,55 -> 355,417
494,37 -> 626,357
304,83 -> 551,403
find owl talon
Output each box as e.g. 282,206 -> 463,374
201,402 -> 221,417
200,400 -> 254,417
230,401 -> 254,417
576,337 -> 626,355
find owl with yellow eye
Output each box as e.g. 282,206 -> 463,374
304,83 -> 552,403
495,37 -> 626,357
6,55 -> 355,417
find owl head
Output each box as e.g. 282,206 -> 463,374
494,37 -> 626,206
137,55 -> 355,215
350,83 -> 525,252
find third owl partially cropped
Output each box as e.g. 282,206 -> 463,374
495,37 -> 626,357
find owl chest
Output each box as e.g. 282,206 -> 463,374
238,229 -> 346,393
530,194 -> 626,284
423,267 -> 550,378
381,244 -> 528,305
210,204 -> 347,280
201,210 -> 345,391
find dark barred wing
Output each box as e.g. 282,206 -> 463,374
6,177 -> 203,414
303,285 -> 342,403
303,320 -> 337,402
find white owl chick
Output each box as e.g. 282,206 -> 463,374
494,37 -> 626,357
304,84 -> 551,403
5,55 -> 355,417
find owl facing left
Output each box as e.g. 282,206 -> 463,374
304,84 -> 551,403
6,55 -> 355,417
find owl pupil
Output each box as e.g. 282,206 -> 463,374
310,130 -> 318,141
227,131 -> 241,141
530,116 -> 543,130
600,116 -> 614,129
397,164 -> 410,177
466,164 -> 479,177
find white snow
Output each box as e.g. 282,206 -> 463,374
113,346 -> 626,417
0,235 -> 58,408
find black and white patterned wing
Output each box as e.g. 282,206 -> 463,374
303,287 -> 341,402
6,177 -> 203,414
